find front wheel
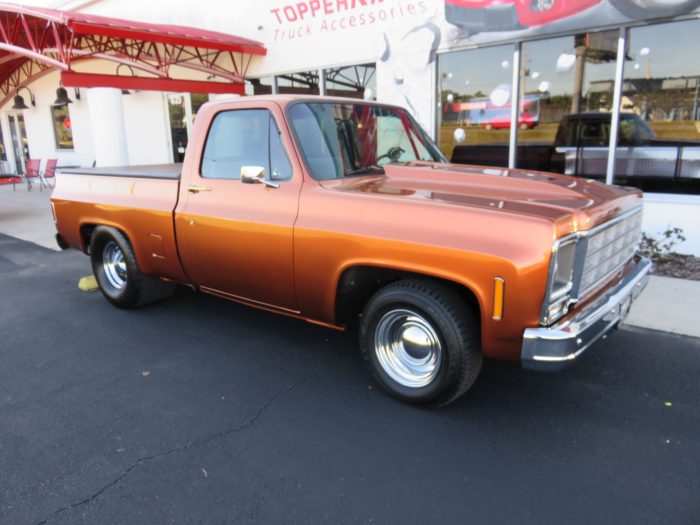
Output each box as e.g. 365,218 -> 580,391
360,279 -> 482,407
90,226 -> 175,308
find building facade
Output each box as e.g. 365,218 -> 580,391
2,0 -> 699,253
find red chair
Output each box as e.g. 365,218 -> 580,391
42,159 -> 58,188
24,159 -> 42,191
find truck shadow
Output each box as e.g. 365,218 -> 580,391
147,286 -> 697,434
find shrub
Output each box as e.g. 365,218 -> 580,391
638,227 -> 686,260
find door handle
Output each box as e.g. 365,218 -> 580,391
188,185 -> 211,193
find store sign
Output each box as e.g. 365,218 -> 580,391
268,0 -> 429,41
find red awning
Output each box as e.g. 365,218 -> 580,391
0,3 -> 266,107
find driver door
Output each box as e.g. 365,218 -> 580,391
175,101 -> 302,311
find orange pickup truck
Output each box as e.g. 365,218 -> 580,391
51,95 -> 651,406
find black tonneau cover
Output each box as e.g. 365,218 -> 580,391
59,163 -> 182,180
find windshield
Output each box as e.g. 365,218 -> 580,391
288,102 -> 446,180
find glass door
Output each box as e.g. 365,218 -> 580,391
167,93 -> 189,163
8,114 -> 29,175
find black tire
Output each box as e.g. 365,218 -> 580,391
360,279 -> 482,407
610,0 -> 700,18
90,226 -> 176,309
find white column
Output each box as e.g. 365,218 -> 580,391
86,88 -> 129,167
508,42 -> 522,170
606,27 -> 628,185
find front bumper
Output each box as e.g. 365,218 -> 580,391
521,256 -> 652,372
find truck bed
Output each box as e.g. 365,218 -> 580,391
59,163 -> 182,179
52,163 -> 187,283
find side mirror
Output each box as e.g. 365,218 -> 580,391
240,166 -> 279,189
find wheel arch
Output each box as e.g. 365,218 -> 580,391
79,222 -> 148,273
334,263 -> 484,329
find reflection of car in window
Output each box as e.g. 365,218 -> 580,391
482,111 -> 539,130
452,112 -> 700,192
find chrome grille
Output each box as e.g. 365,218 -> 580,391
580,209 -> 643,295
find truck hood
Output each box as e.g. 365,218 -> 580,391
319,162 -> 643,236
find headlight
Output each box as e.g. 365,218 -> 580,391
541,236 -> 579,325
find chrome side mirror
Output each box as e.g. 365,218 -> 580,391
240,166 -> 279,189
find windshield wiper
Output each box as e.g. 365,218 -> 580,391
345,165 -> 385,176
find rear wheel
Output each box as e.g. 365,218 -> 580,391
360,279 -> 482,407
90,226 -> 175,308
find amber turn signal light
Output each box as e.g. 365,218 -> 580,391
493,277 -> 505,320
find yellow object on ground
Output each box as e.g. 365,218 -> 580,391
78,275 -> 98,292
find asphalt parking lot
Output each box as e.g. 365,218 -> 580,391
1,233 -> 699,524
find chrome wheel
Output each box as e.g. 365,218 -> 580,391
102,241 -> 127,290
374,309 -> 442,388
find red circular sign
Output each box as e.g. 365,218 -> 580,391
63,117 -> 71,129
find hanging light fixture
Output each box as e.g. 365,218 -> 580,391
53,87 -> 73,106
116,64 -> 135,95
11,86 -> 36,110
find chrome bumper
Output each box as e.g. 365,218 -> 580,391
522,257 -> 652,372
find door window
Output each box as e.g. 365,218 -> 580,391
201,109 -> 291,181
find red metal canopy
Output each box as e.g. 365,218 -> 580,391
0,3 -> 266,107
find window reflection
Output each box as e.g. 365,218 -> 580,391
277,71 -> 320,95
245,77 -> 275,96
325,63 -> 376,100
438,45 -> 514,160
620,19 -> 700,194
518,31 -> 618,150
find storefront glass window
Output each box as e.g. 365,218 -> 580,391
437,45 -> 513,161
513,31 -> 618,175
191,93 -> 209,119
325,63 -> 376,100
620,19 -> 700,194
51,105 -> 74,150
245,77 -> 275,96
276,71 -> 320,95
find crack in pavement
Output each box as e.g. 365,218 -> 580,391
35,376 -> 311,525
